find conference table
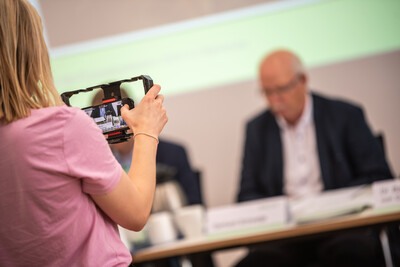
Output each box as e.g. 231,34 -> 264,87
132,210 -> 400,266
131,186 -> 400,266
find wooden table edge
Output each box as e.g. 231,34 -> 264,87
132,211 -> 400,263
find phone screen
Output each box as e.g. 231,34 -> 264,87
82,100 -> 129,134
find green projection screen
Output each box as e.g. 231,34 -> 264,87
50,0 -> 400,107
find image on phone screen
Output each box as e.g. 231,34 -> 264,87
82,100 -> 129,134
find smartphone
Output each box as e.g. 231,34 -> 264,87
61,75 -> 153,143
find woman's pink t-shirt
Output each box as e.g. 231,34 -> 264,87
0,106 -> 131,266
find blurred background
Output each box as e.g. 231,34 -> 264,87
30,0 -> 400,265
31,0 -> 400,208
32,0 -> 399,226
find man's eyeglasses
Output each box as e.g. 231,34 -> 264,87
261,74 -> 302,96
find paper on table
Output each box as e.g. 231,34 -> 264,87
372,179 -> 400,213
206,196 -> 289,236
290,185 -> 373,224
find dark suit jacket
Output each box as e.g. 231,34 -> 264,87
90,104 -> 116,118
238,93 -> 393,202
156,140 -> 203,205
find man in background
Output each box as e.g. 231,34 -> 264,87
90,101 -> 117,117
237,49 -> 393,266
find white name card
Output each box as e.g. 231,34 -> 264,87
372,179 -> 400,209
206,197 -> 288,235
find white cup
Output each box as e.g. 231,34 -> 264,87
146,211 -> 178,245
173,204 -> 205,239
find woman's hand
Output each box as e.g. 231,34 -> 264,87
92,85 -> 167,230
120,84 -> 168,138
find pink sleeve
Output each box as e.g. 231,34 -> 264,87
63,108 -> 122,195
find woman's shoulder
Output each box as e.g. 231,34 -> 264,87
19,106 -> 95,136
30,105 -> 88,123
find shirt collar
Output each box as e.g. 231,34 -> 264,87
276,93 -> 313,131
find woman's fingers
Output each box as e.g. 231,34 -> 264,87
120,84 -> 167,137
145,84 -> 161,100
120,104 -> 128,114
155,94 -> 164,104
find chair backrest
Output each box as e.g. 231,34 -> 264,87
375,133 -> 385,157
193,169 -> 204,205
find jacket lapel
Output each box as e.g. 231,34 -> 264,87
264,114 -> 284,196
313,94 -> 334,190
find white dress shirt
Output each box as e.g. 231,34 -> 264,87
276,94 -> 323,199
100,106 -> 106,118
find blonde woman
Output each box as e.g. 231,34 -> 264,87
0,0 -> 167,266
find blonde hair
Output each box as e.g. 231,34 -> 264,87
0,0 -> 63,123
